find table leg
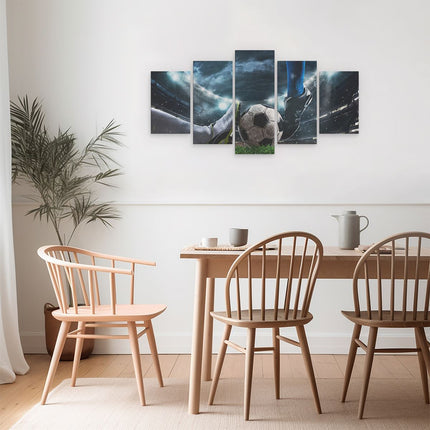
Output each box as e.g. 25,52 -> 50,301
188,258 -> 207,414
202,277 -> 215,381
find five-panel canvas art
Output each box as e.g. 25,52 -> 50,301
151,50 -> 359,154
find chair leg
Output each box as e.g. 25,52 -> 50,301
358,326 -> 378,419
341,323 -> 362,402
273,327 -> 280,399
146,320 -> 164,387
41,321 -> 71,405
208,324 -> 232,405
415,327 -> 430,371
127,321 -> 146,406
244,328 -> 256,421
296,325 -> 322,414
71,321 -> 86,387
414,327 -> 429,404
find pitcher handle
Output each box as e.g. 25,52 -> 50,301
360,215 -> 369,232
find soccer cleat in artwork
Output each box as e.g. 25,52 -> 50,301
207,103 -> 235,144
283,86 -> 312,139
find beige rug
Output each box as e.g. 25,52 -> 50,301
12,377 -> 430,429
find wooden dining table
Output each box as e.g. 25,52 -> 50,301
180,244 -> 368,414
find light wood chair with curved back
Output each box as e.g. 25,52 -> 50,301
37,245 -> 167,406
341,231 -> 430,419
208,231 -> 324,420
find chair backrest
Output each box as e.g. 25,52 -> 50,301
352,232 -> 430,321
37,245 -> 155,315
224,232 -> 323,321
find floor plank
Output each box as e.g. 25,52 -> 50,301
144,354 -> 178,379
313,354 -> 344,379
168,354 -> 190,378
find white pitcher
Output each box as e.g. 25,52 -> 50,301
331,210 -> 369,250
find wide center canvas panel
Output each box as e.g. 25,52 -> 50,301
235,50 -> 276,154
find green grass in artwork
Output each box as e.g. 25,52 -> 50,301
235,145 -> 274,154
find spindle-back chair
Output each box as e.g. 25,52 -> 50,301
208,231 -> 324,420
37,245 -> 167,406
341,232 -> 430,418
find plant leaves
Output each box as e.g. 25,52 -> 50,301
10,96 -> 124,245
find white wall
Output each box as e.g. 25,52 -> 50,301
7,0 -> 430,354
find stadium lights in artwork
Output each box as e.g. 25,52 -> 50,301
150,51 -> 359,154
151,71 -> 191,134
319,71 -> 359,134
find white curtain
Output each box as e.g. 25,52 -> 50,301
0,0 -> 29,384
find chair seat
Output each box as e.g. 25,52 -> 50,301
342,310 -> 430,328
211,308 -> 313,328
53,304 -> 167,322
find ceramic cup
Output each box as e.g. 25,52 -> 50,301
229,228 -> 248,247
200,237 -> 218,247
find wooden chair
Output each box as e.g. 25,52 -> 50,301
208,231 -> 324,420
37,245 -> 167,406
341,232 -> 430,419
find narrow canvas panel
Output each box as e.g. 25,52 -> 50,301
193,61 -> 233,144
277,61 -> 317,144
235,50 -> 276,154
151,71 -> 191,134
319,71 -> 359,134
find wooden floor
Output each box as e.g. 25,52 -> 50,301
0,353 -> 424,429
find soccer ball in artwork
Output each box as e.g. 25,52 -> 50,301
238,104 -> 283,147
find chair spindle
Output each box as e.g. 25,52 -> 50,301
284,236 -> 297,319
302,247 -> 318,317
274,238 -> 282,320
376,251 -> 382,320
88,270 -> 95,314
364,262 -> 371,319
293,238 -> 308,319
73,251 -> 89,305
92,256 -> 101,306
110,272 -> 116,314
261,245 -> 266,321
130,262 -> 135,304
235,269 -> 241,319
412,237 -> 421,319
402,238 -> 409,320
390,242 -> 395,320
425,264 -> 430,319
247,255 -> 253,320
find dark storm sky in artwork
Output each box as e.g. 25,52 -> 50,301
193,61 -> 232,125
235,50 -> 275,110
193,61 -> 232,99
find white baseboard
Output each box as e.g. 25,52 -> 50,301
20,332 -> 46,353
21,329 -> 426,355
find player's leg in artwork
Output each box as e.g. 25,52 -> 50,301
283,61 -> 312,139
151,108 -> 191,133
151,104 -> 234,144
193,103 -> 235,144
203,103 -> 235,144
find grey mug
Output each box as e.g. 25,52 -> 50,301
229,228 -> 248,247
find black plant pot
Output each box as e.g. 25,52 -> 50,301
44,303 -> 95,361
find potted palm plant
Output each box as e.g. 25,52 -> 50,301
10,96 -> 123,359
